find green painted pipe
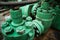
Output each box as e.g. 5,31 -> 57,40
10,9 -> 23,24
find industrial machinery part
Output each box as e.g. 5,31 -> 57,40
52,5 -> 60,30
36,2 -> 54,33
20,4 -> 33,19
32,20 -> 44,37
31,3 -> 40,20
31,3 -> 40,16
1,9 -> 35,40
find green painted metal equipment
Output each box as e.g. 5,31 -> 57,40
36,2 -> 54,33
10,9 -> 23,24
1,0 -> 39,40
20,4 -> 33,19
32,20 -> 44,37
1,9 -> 35,40
52,5 -> 60,30
31,3 -> 39,15
1,0 -> 59,40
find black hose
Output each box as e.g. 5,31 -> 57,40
0,0 -> 39,6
